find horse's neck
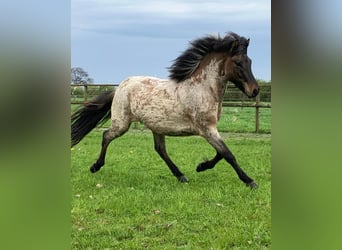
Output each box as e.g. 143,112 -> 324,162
190,59 -> 227,102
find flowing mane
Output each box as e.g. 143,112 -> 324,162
168,32 -> 246,83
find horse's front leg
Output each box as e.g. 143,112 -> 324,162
153,133 -> 188,183
196,152 -> 223,172
202,128 -> 258,189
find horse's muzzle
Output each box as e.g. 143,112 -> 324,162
245,84 -> 259,98
251,87 -> 259,98
242,82 -> 259,98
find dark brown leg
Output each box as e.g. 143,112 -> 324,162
153,133 -> 188,182
196,152 -> 223,172
203,129 -> 257,189
90,124 -> 129,173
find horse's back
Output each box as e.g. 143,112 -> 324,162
114,76 -> 173,107
112,76 -> 173,116
112,76 -> 196,135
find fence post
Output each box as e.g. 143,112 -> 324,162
255,93 -> 260,133
84,84 -> 88,102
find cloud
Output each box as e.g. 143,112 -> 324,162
72,0 -> 270,38
71,0 -> 271,82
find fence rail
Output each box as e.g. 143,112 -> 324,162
71,83 -> 271,133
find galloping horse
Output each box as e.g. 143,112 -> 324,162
71,32 -> 259,189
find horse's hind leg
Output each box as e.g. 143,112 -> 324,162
90,121 -> 129,173
153,133 -> 188,183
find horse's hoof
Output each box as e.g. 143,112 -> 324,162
178,176 -> 189,183
247,181 -> 258,189
90,164 -> 99,173
196,163 -> 204,172
196,162 -> 210,172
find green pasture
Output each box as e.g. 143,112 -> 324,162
217,107 -> 271,133
71,104 -> 271,249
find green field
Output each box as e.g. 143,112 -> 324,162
71,105 -> 271,249
217,107 -> 271,133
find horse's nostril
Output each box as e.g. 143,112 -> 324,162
253,88 -> 259,97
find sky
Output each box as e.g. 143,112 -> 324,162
71,0 -> 271,84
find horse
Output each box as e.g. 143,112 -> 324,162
71,32 -> 260,189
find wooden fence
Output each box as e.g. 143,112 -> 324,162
71,83 -> 271,133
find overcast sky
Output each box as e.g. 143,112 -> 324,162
71,0 -> 271,83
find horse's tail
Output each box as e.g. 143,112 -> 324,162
71,90 -> 115,147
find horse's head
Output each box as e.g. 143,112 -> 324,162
222,37 -> 259,98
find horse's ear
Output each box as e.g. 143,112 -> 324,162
230,40 -> 239,53
246,38 -> 250,46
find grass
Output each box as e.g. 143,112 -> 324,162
217,107 -> 271,133
71,129 -> 271,249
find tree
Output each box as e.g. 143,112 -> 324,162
256,78 -> 270,84
71,67 -> 94,84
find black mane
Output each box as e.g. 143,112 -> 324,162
168,32 -> 248,83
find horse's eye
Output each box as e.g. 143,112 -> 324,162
234,61 -> 242,67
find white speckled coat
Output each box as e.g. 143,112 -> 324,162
111,58 -> 226,137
